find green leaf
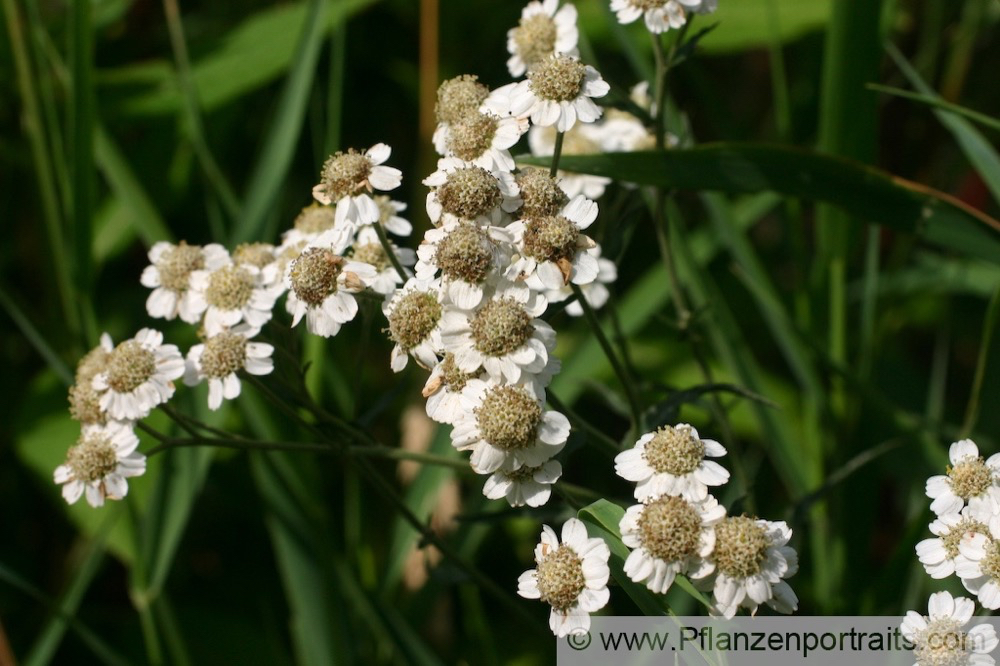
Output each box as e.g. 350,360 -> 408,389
521,145 -> 1000,264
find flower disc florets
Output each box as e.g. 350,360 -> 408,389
204,265 -> 255,311
233,242 -> 275,269
512,13 -> 558,72
352,242 -> 391,272
470,297 -> 535,357
199,331 -> 248,379
439,353 -> 477,393
638,495 -> 704,562
536,546 -> 586,612
65,433 -> 118,483
387,291 -> 443,351
517,168 -> 569,218
942,518 -> 989,559
949,457 -> 993,501
447,113 -> 500,163
713,515 -> 770,579
318,149 -> 372,201
436,75 -> 490,125
106,340 -> 156,393
437,167 -> 504,220
156,241 -> 204,292
294,204 -> 337,235
529,55 -> 587,102
476,386 -> 542,451
523,215 -> 580,263
913,618 -> 968,666
69,383 -> 105,425
644,425 -> 705,475
434,223 -> 495,284
290,247 -> 343,306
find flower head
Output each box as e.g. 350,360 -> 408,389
506,0 -> 579,77
926,440 -> 1000,516
140,241 -> 229,323
54,421 -> 146,507
505,55 -> 609,132
383,278 -> 445,372
918,501 -> 993,580
285,243 -> 376,338
901,591 -> 998,666
423,158 -> 521,226
483,458 -> 562,508
611,0 -> 688,34
91,328 -> 185,421
183,325 -> 274,410
518,518 -> 610,637
615,424 -> 729,501
312,144 -> 402,228
956,514 -> 1000,609
507,194 -> 600,289
414,219 -> 513,309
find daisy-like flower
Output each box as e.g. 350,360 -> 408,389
901,591 -> 998,666
927,439 -> 1000,516
917,501 -> 993,580
383,278 -> 444,372
350,226 -> 416,295
54,421 -> 146,508
91,328 -> 185,421
450,379 -> 569,474
506,0 -> 579,78
424,158 -> 521,226
422,352 -> 484,424
611,0 -> 688,34
528,125 -> 611,199
282,203 -> 338,248
705,516 -> 798,619
140,241 -> 228,323
433,75 -> 491,156
514,168 -> 570,220
187,258 -> 283,336
312,143 -> 402,228
507,194 -> 600,289
183,325 -> 274,410
285,244 -> 377,338
440,281 -> 555,384
518,518 -> 610,637
414,219 -> 513,309
373,195 -> 413,237
438,110 -> 528,173
544,248 -> 618,317
615,424 -> 729,501
506,54 -> 609,132
232,242 -> 282,288
957,514 -> 1000,609
620,494 -> 725,594
68,334 -> 114,426
483,458 -> 562,508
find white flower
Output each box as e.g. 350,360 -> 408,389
901,591 -> 998,666
917,500 -> 993,580
518,518 -> 610,637
450,379 -> 569,474
620,494 -> 725,594
351,226 -> 416,295
414,219 -> 513,310
506,55 -> 609,132
423,157 -> 521,226
680,0 -> 718,15
312,143 -> 402,228
528,125 -> 611,199
440,281 -> 555,384
506,0 -> 579,78
483,458 -> 562,507
372,196 -> 413,237
433,75 -> 492,155
422,352 -> 485,424
544,249 -> 617,316
704,516 -> 798,619
54,421 -> 146,508
957,515 -> 1000,609
284,242 -> 377,338
183,325 -> 274,410
140,241 -> 228,323
436,110 -> 528,173
615,424 -> 729,501
383,278 -> 445,372
926,439 -> 1000,516
611,0 -> 688,34
281,203 -> 338,249
91,328 -> 185,421
187,258 -> 283,336
507,194 -> 600,289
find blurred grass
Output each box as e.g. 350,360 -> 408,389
3,0 -> 1000,663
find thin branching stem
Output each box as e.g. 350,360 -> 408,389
549,131 -> 566,177
372,217 -> 410,282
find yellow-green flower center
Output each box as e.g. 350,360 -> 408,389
106,340 -> 156,393
437,167 -> 503,220
476,386 -> 542,451
434,223 -> 494,284
516,168 -> 569,218
712,516 -> 770,579
435,74 -> 489,125
439,353 -> 478,392
205,265 -> 255,311
914,618 -> 968,666
352,242 -> 392,272
233,242 -> 275,269
294,204 -> 336,234
66,433 -> 118,483
318,150 -> 372,201
512,13 -> 557,69
948,457 -> 993,500
470,297 -> 534,357
536,545 -> 585,612
529,55 -> 586,103
522,215 -> 579,264
941,518 -> 989,559
156,241 -> 203,293
387,291 -> 442,351
447,112 -> 500,162
638,496 -> 703,563
290,247 -> 343,306
200,332 -> 248,379
643,426 -> 704,475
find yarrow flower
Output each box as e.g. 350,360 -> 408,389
312,143 -> 402,228
483,458 -> 562,508
423,158 -> 521,226
422,352 -> 484,424
901,591 -> 998,666
285,242 -> 376,338
506,0 -> 579,78
414,220 -> 513,309
704,515 -> 798,618
140,241 -> 228,323
957,515 -> 1000,609
68,334 -> 114,426
54,421 -> 146,508
183,325 -> 275,410
505,55 -> 609,132
926,439 -> 1000,516
620,494 -> 725,594
507,194 -> 600,289
383,278 -> 445,372
615,424 -> 729,501
917,502 -> 992,580
350,226 -> 416,295
610,0 -> 688,34
91,328 -> 185,421
187,258 -> 282,336
518,518 -> 610,637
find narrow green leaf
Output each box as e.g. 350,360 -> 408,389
0,284 -> 73,385
868,83 -> 1000,133
520,146 -> 1000,265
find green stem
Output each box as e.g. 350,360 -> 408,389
346,445 -> 471,471
960,286 -> 1000,439
372,217 -> 409,282
549,131 -> 565,177
569,283 -> 643,435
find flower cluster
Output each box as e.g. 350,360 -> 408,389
616,424 -> 798,618
610,0 -> 718,35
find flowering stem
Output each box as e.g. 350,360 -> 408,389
346,445 -> 471,471
569,282 -> 644,436
372,216 -> 410,283
549,130 -> 566,178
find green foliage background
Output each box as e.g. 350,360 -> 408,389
3,0 -> 1000,663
